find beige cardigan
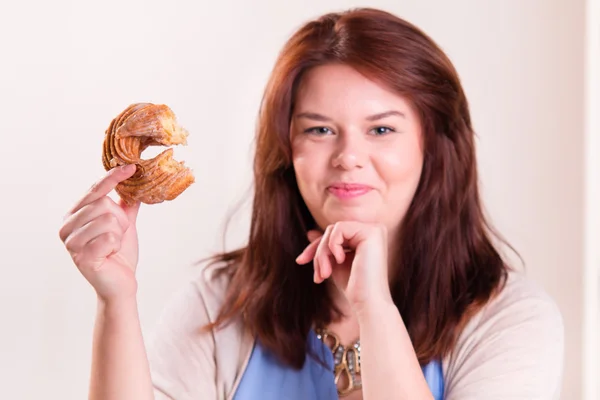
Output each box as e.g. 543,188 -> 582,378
147,263 -> 564,399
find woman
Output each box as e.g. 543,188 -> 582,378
58,7 -> 564,400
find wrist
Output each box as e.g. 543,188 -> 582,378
97,295 -> 140,319
353,293 -> 395,321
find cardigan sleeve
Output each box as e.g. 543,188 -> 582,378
443,273 -> 565,400
147,281 -> 218,400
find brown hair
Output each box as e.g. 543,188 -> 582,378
204,7 -> 512,368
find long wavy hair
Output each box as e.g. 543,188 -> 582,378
203,7 -> 512,368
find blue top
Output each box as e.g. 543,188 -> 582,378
233,329 -> 444,400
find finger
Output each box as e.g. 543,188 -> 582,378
305,229 -> 324,282
118,197 -> 141,224
80,232 -> 122,271
65,214 -> 124,253
60,196 -> 129,243
313,248 -> 321,283
67,164 -> 137,217
315,225 -> 334,283
295,238 -> 320,265
328,223 -> 347,265
307,230 -> 322,242
295,230 -> 323,265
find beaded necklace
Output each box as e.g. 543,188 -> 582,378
316,329 -> 361,397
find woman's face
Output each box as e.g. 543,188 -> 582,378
291,64 -> 424,238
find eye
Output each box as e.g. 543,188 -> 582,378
370,126 -> 395,135
304,127 -> 333,135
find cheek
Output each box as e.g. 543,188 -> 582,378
292,159 -> 322,215
292,150 -> 320,198
292,142 -> 330,184
377,141 -> 423,184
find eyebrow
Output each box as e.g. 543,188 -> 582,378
294,110 -> 405,122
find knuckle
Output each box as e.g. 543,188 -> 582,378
105,233 -> 122,252
71,252 -> 86,268
92,232 -> 119,255
99,212 -> 117,226
89,181 -> 101,194
64,235 -> 77,251
331,223 -> 344,238
104,232 -> 118,244
99,196 -> 113,209
325,224 -> 335,237
332,222 -> 344,235
318,234 -> 329,249
58,225 -> 68,242
328,230 -> 337,246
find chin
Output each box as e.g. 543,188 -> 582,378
319,208 -> 379,226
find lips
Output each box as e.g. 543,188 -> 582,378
327,182 -> 373,199
328,183 -> 371,190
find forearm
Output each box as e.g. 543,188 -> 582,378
357,301 -> 433,400
89,297 -> 154,400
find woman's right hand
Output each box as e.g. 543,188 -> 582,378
59,164 -> 142,303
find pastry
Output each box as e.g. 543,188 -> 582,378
102,103 -> 195,205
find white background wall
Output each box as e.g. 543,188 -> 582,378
584,0 -> 600,398
0,0 -> 596,398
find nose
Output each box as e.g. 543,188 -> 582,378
331,134 -> 366,170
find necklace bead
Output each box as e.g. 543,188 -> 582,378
316,329 -> 362,396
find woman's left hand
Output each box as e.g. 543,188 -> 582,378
296,221 -> 394,312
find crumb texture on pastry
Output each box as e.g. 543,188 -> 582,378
102,103 -> 195,205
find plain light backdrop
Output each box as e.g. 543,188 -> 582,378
0,0 -> 597,399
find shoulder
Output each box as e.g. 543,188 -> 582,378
148,261 -> 253,400
473,270 -> 563,332
442,270 -> 565,399
152,261 -> 232,334
192,260 -> 235,318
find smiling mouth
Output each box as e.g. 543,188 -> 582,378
327,183 -> 373,199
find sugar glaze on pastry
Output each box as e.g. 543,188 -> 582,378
102,103 -> 195,205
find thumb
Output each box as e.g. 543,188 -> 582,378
119,198 -> 141,223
